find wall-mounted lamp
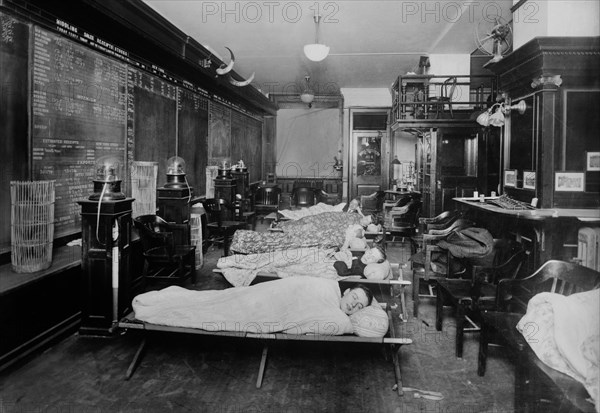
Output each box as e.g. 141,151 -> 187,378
476,100 -> 527,127
304,11 -> 329,62
300,76 -> 315,108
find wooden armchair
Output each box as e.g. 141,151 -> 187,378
410,218 -> 475,317
203,198 -> 246,257
133,215 -> 196,288
360,190 -> 386,217
434,239 -> 529,357
290,186 -> 317,208
418,209 -> 463,233
387,197 -> 422,255
477,260 -> 600,412
252,185 -> 281,221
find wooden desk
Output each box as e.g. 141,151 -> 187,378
453,197 -> 600,273
454,197 -> 600,221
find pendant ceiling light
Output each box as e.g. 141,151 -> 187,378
304,12 -> 329,62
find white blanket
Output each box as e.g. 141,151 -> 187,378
133,277 -> 354,336
217,247 -> 340,287
517,289 -> 600,412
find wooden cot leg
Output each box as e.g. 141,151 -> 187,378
125,337 -> 147,380
412,271 -> 420,318
256,345 -> 269,389
399,287 -> 408,322
391,344 -> 404,397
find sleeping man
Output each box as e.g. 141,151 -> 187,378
132,277 -> 388,337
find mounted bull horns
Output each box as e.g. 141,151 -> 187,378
229,72 -> 255,87
216,47 -> 234,76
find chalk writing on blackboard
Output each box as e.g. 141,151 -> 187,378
32,26 -> 127,237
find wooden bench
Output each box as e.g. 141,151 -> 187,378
478,260 -> 600,412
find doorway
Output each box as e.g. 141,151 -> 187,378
349,110 -> 389,200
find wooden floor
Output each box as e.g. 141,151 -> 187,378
0,221 -> 520,412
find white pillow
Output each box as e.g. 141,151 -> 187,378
349,302 -> 389,337
364,260 -> 392,280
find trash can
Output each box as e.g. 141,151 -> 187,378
11,180 -> 55,273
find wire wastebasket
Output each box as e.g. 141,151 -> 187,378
131,161 -> 158,218
11,180 -> 55,273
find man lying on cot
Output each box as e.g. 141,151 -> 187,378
132,277 -> 389,337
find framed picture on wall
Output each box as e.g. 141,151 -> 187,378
555,172 -> 585,192
504,169 -> 517,187
523,170 -> 536,190
586,152 -> 600,171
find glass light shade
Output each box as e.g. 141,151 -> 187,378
488,110 -> 505,127
164,156 -> 188,188
476,111 -> 491,127
166,156 -> 186,175
90,155 -> 125,200
216,159 -> 232,180
304,43 -> 330,62
95,155 -> 122,182
300,92 -> 315,104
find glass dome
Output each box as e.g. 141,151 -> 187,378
89,155 -> 125,200
95,155 -> 122,182
164,156 -> 189,189
166,156 -> 186,175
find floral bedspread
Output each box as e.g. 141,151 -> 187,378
230,212 -> 363,255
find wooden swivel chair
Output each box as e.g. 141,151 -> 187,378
387,197 -> 422,255
418,209 -> 463,233
434,239 -> 529,357
203,198 -> 246,257
253,185 -> 281,222
360,190 -> 386,219
133,215 -> 196,288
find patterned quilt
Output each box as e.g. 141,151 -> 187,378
230,211 -> 363,255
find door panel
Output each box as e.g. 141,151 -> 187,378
350,131 -> 385,199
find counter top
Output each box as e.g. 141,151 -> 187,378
454,197 -> 600,221
0,245 -> 81,295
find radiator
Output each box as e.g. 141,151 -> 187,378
577,227 -> 600,271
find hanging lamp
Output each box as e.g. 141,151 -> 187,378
304,12 -> 329,62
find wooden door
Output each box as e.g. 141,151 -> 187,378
435,128 -> 480,215
350,130 -> 386,200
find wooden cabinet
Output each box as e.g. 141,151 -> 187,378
488,37 -> 600,209
414,124 -> 482,217
78,198 -> 134,336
